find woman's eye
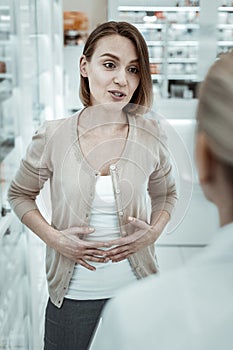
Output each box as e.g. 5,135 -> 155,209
103,62 -> 115,69
128,66 -> 139,74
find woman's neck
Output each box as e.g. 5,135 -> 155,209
80,105 -> 128,130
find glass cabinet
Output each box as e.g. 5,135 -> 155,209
0,0 -> 16,164
0,214 -> 30,349
0,1 -> 63,348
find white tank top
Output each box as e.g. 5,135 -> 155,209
65,176 -> 137,300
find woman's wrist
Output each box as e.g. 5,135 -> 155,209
150,210 -> 170,242
46,227 -> 62,249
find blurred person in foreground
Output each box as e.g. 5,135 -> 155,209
91,51 -> 233,350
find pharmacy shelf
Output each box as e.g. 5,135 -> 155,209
0,1 -> 63,349
111,3 -> 201,97
110,1 -> 233,97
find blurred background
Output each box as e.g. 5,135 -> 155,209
0,0 -> 232,348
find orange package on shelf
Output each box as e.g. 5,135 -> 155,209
63,11 -> 89,31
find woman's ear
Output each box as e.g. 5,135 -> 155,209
80,55 -> 88,77
195,131 -> 214,185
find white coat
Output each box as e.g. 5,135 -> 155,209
91,223 -> 233,350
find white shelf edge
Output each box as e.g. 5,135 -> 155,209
218,24 -> 233,29
0,56 -> 12,61
170,23 -> 199,29
167,74 -> 198,80
218,7 -> 233,12
118,6 -> 200,12
218,41 -> 233,46
169,40 -> 198,46
151,74 -> 163,79
150,58 -> 198,63
167,58 -> 198,63
132,23 -> 164,29
0,5 -> 10,10
150,58 -> 163,63
132,23 -> 199,29
0,73 -> 13,79
147,40 -> 164,46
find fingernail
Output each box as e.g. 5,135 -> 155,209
89,227 -> 95,231
128,216 -> 133,221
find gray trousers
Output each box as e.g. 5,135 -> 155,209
44,298 -> 109,350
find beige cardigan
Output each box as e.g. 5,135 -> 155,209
8,111 -> 177,307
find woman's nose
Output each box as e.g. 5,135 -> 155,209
113,68 -> 127,86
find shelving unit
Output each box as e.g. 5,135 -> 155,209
109,2 -> 200,97
30,0 -> 64,127
108,0 -> 233,98
0,1 -> 16,167
0,213 -> 31,350
217,6 -> 233,55
0,1 -> 63,349
0,4 -> 32,348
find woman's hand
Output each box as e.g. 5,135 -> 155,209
53,226 -> 110,271
105,217 -> 160,263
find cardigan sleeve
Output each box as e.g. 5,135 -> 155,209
7,122 -> 52,221
148,120 -> 178,217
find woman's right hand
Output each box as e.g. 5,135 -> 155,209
53,226 -> 111,271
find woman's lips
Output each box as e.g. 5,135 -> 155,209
108,90 -> 126,100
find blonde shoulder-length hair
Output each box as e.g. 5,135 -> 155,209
196,50 -> 233,167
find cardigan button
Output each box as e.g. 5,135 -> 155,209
119,211 -> 124,216
110,164 -> 116,170
116,189 -> 120,194
136,266 -> 142,273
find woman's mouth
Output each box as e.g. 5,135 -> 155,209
109,90 -> 126,100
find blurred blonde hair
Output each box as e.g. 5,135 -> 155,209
196,50 -> 233,166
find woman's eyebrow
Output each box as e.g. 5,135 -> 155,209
100,53 -> 139,63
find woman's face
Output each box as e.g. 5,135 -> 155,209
80,34 -> 140,110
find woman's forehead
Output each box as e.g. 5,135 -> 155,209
92,35 -> 138,60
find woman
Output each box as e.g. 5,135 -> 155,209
91,51 -> 233,350
8,21 -> 177,349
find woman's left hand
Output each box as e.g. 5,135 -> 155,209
105,217 -> 160,263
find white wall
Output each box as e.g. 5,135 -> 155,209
62,0 -> 108,32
